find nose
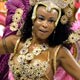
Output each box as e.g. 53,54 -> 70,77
42,20 -> 48,28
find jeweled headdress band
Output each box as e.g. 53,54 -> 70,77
31,0 -> 75,25
31,1 -> 61,26
30,0 -> 74,8
52,0 -> 74,9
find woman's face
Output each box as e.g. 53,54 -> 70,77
33,6 -> 59,40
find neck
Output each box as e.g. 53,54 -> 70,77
31,33 -> 47,45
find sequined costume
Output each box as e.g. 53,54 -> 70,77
0,0 -> 79,80
8,38 -> 55,80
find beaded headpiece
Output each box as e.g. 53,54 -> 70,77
31,0 -> 75,25
32,0 -> 61,26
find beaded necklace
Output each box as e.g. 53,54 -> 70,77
17,37 -> 49,63
9,38 -> 50,79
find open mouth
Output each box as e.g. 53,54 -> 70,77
39,29 -> 48,33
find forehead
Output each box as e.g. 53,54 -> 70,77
36,6 -> 59,17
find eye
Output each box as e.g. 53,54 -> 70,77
48,19 -> 55,23
37,15 -> 45,21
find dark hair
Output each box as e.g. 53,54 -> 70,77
20,6 -> 33,41
21,6 -> 72,48
48,21 -> 72,47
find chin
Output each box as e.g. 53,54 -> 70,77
37,36 -> 48,40
36,33 -> 49,40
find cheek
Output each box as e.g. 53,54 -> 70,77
33,20 -> 41,27
33,21 -> 41,29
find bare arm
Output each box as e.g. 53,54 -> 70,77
58,46 -> 80,80
0,35 -> 18,54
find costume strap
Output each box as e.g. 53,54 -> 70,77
72,43 -> 78,58
54,45 -> 61,74
74,42 -> 80,61
14,38 -> 21,54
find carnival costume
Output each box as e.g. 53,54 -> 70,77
8,0 -> 80,80
0,0 -> 80,80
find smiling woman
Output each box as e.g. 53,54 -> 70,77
0,0 -> 80,80
32,6 -> 58,40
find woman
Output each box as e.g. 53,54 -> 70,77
0,0 -> 80,80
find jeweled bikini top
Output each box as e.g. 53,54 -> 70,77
9,38 -> 50,80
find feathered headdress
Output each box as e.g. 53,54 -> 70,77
67,1 -> 80,43
31,0 -> 75,25
3,0 -> 30,37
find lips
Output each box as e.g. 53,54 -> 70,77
39,29 -> 48,33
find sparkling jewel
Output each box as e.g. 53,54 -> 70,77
17,37 -> 48,62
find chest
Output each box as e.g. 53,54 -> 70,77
9,38 -> 60,80
9,50 -> 54,80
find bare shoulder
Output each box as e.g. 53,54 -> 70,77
5,35 -> 19,45
5,35 -> 20,53
57,45 -> 73,63
50,45 -> 72,61
57,45 -> 70,57
0,35 -> 20,54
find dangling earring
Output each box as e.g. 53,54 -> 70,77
32,26 -> 34,30
32,26 -> 34,36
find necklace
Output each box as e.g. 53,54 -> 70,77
9,37 -> 49,79
17,38 -> 49,63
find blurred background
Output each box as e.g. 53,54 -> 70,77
0,0 -> 7,38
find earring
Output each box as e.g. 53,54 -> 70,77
32,26 -> 34,30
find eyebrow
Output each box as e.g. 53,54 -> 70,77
49,17 -> 56,21
37,14 -> 57,21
